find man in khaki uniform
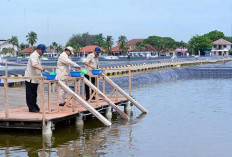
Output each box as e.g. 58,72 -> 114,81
84,47 -> 100,101
56,46 -> 81,106
24,44 -> 49,112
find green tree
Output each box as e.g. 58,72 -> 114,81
136,42 -> 148,51
144,36 -> 176,56
224,36 -> 232,43
2,48 -> 8,55
95,33 -> 105,47
26,31 -> 37,46
103,36 -> 114,54
67,32 -> 96,48
117,35 -> 128,55
57,45 -> 63,53
51,42 -> 58,52
9,36 -> 18,49
187,35 -> 212,55
203,30 -> 225,41
19,43 -> 29,50
176,40 -> 187,49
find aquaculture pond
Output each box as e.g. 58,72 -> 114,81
0,78 -> 232,157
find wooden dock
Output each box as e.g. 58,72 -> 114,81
0,74 -> 147,134
0,96 -> 127,129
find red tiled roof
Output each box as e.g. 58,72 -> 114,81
47,48 -> 58,53
175,49 -> 189,53
19,47 -> 34,53
79,45 -> 104,53
112,44 -> 156,52
126,39 -> 144,46
144,45 -> 156,51
112,44 -> 120,52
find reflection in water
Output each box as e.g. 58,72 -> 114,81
0,79 -> 232,157
0,112 -> 139,157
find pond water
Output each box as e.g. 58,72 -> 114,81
0,78 -> 232,157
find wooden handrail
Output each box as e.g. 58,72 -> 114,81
103,74 -> 148,113
0,76 -> 46,79
0,61 -> 56,68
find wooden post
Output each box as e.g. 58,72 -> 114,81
96,76 -> 99,104
5,64 -> 8,77
77,79 -> 80,95
52,68 -> 55,92
103,76 -> 105,94
4,78 -> 9,118
48,82 -> 51,113
89,75 -> 91,97
82,78 -> 85,98
129,70 -> 132,96
40,79 -> 45,126
56,82 -> 60,110
73,79 -> 77,107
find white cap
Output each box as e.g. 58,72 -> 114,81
66,46 -> 74,55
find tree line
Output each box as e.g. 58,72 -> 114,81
1,30 -> 232,55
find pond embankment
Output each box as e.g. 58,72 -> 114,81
110,61 -> 232,88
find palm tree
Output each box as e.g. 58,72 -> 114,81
117,35 -> 128,55
51,42 -> 58,52
103,36 -> 114,55
26,31 -> 37,46
95,33 -> 105,47
9,36 -> 18,55
57,45 -> 63,53
9,36 -> 18,48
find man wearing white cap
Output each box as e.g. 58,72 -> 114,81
56,46 -> 81,106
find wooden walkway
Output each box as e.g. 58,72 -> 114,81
0,95 -> 127,129
0,75 -> 147,133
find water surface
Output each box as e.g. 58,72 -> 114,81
0,78 -> 232,157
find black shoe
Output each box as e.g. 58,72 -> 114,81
29,108 -> 40,113
59,102 -> 66,106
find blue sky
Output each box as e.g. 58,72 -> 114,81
0,0 -> 231,46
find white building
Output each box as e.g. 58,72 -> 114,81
0,39 -> 19,56
211,38 -> 231,56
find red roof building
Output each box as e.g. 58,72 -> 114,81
19,47 -> 35,53
79,45 -> 104,53
126,39 -> 144,49
112,41 -> 156,53
175,48 -> 189,53
112,44 -> 120,52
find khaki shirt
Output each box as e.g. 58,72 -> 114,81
56,52 -> 80,81
85,53 -> 99,74
24,51 -> 42,83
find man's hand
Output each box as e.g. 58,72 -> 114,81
44,69 -> 50,74
76,66 -> 81,70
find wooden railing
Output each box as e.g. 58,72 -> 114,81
0,70 -> 138,126
0,62 -> 56,77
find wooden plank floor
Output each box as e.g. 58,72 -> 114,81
0,87 -> 127,122
0,97 -> 127,121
